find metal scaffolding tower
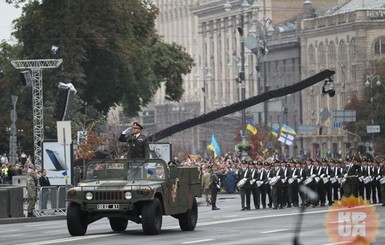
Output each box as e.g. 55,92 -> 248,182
11,59 -> 63,166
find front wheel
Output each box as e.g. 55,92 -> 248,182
67,202 -> 88,236
178,197 -> 198,231
109,217 -> 128,232
141,198 -> 163,235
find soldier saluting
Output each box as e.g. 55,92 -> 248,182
119,122 -> 150,159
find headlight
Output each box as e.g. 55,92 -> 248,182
85,192 -> 93,200
124,192 -> 132,200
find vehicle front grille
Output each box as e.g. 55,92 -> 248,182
94,191 -> 124,201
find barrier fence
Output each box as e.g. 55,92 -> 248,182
0,176 -> 68,218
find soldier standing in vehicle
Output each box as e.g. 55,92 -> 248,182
210,164 -> 220,210
119,122 -> 150,159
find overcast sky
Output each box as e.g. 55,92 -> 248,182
0,1 -> 22,43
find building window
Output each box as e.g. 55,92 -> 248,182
308,44 -> 315,65
328,41 -> 336,70
374,36 -> 385,55
318,42 -> 326,70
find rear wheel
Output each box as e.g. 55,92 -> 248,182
109,217 -> 128,232
67,202 -> 88,236
141,198 -> 163,235
178,197 -> 198,231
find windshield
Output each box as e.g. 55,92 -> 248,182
84,160 -> 166,180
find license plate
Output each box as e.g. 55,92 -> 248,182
97,204 -> 120,210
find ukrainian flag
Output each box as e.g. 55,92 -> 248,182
210,135 -> 221,158
271,126 -> 279,137
246,119 -> 257,135
281,124 -> 296,135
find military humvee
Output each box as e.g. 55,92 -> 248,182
66,159 -> 202,236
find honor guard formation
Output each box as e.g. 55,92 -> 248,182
200,155 -> 385,211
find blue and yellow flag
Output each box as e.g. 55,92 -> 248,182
271,125 -> 279,137
210,135 -> 221,158
246,119 -> 257,135
281,124 -> 296,135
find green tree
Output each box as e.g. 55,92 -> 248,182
8,0 -> 194,117
344,59 -> 385,157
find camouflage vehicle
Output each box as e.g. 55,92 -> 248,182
66,159 -> 202,236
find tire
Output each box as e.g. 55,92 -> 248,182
67,202 -> 88,236
178,197 -> 198,231
141,198 -> 163,235
109,217 -> 128,232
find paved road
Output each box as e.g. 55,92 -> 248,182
0,194 -> 384,245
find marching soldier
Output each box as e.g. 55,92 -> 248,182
317,159 -> 328,207
328,159 -> 339,204
324,159 -> 334,206
342,156 -> 361,198
269,160 -> 285,209
307,159 -> 320,207
263,162 -> 273,208
250,161 -> 261,209
379,159 -> 385,206
237,160 -> 252,211
362,159 -> 373,202
372,160 -> 380,204
297,161 -> 307,207
282,161 -> 292,207
290,160 -> 302,207
257,161 -> 268,208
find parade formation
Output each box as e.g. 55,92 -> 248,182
202,155 -> 385,210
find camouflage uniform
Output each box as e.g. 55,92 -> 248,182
27,172 -> 37,217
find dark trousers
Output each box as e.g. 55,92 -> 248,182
271,185 -> 283,208
317,182 -> 326,205
240,186 -> 251,209
381,184 -> 385,204
376,181 -> 382,202
371,181 -> 378,203
251,186 -> 260,209
308,183 -> 319,205
343,177 -> 358,198
324,182 -> 333,204
358,181 -> 365,199
283,183 -> 290,206
259,185 -> 267,207
364,183 -> 372,201
265,185 -> 272,207
210,185 -> 218,208
331,183 -> 339,201
290,183 -> 299,206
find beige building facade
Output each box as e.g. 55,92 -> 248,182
299,0 -> 385,158
114,0 -> 385,159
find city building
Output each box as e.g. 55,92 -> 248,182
299,0 -> 385,158
112,0 -> 384,159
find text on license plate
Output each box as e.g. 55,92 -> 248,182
97,204 -> 120,210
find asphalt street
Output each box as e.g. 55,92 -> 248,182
0,194 -> 384,245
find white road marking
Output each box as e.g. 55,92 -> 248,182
322,242 -> 351,245
260,229 -> 288,234
14,234 -> 116,245
181,239 -> 215,244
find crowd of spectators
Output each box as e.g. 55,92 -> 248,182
0,152 -> 40,185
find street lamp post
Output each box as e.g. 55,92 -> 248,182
202,67 -> 212,158
365,74 -> 381,149
224,0 -> 253,151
